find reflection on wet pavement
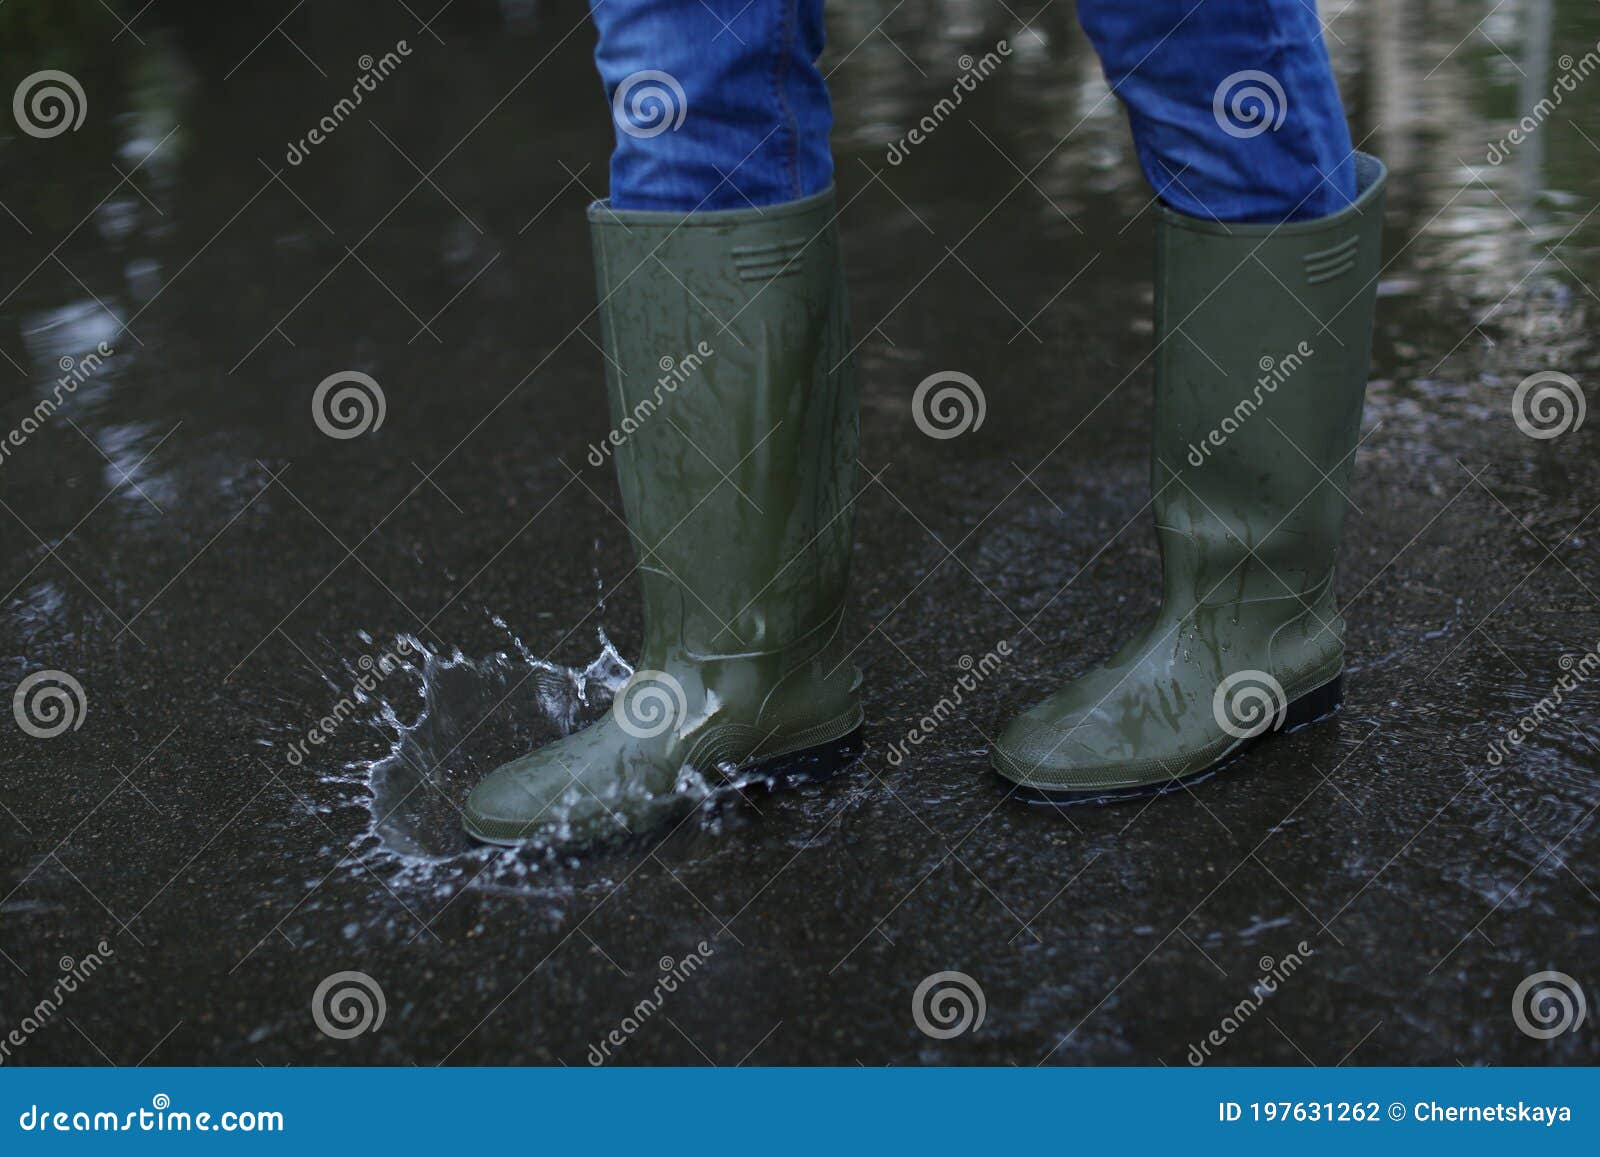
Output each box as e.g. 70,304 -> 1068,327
1,0 -> 1597,1064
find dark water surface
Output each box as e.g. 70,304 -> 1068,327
1,0 -> 1598,1064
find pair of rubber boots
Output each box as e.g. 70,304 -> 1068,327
464,155 -> 1388,846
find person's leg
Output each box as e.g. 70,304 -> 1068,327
589,0 -> 833,211
1076,0 -> 1355,222
991,1 -> 1386,800
466,2 -> 862,846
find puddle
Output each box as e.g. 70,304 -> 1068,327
278,619 -> 636,892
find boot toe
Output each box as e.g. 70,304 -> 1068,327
992,696 -> 1221,793
463,762 -> 597,846
462,736 -> 622,846
463,724 -> 689,846
991,709 -> 1107,788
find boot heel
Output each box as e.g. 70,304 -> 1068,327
741,727 -> 864,793
1284,675 -> 1342,731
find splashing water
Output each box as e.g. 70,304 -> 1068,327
301,618 -> 636,891
281,614 -> 861,899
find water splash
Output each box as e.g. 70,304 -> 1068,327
288,615 -> 863,898
311,618 -> 636,892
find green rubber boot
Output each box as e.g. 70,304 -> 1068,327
465,188 -> 862,845
993,154 -> 1388,802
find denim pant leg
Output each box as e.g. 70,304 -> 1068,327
1077,0 -> 1356,223
589,0 -> 834,212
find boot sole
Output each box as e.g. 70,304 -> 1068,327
465,728 -> 865,848
722,726 -> 865,795
1006,675 -> 1343,808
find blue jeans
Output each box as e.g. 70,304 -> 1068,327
590,0 -> 1355,222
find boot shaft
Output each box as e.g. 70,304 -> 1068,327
587,189 -> 858,668
1151,153 -> 1387,618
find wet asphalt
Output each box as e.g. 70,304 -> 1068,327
1,0 -> 1598,1065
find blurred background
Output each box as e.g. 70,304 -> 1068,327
0,0 -> 1596,1065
